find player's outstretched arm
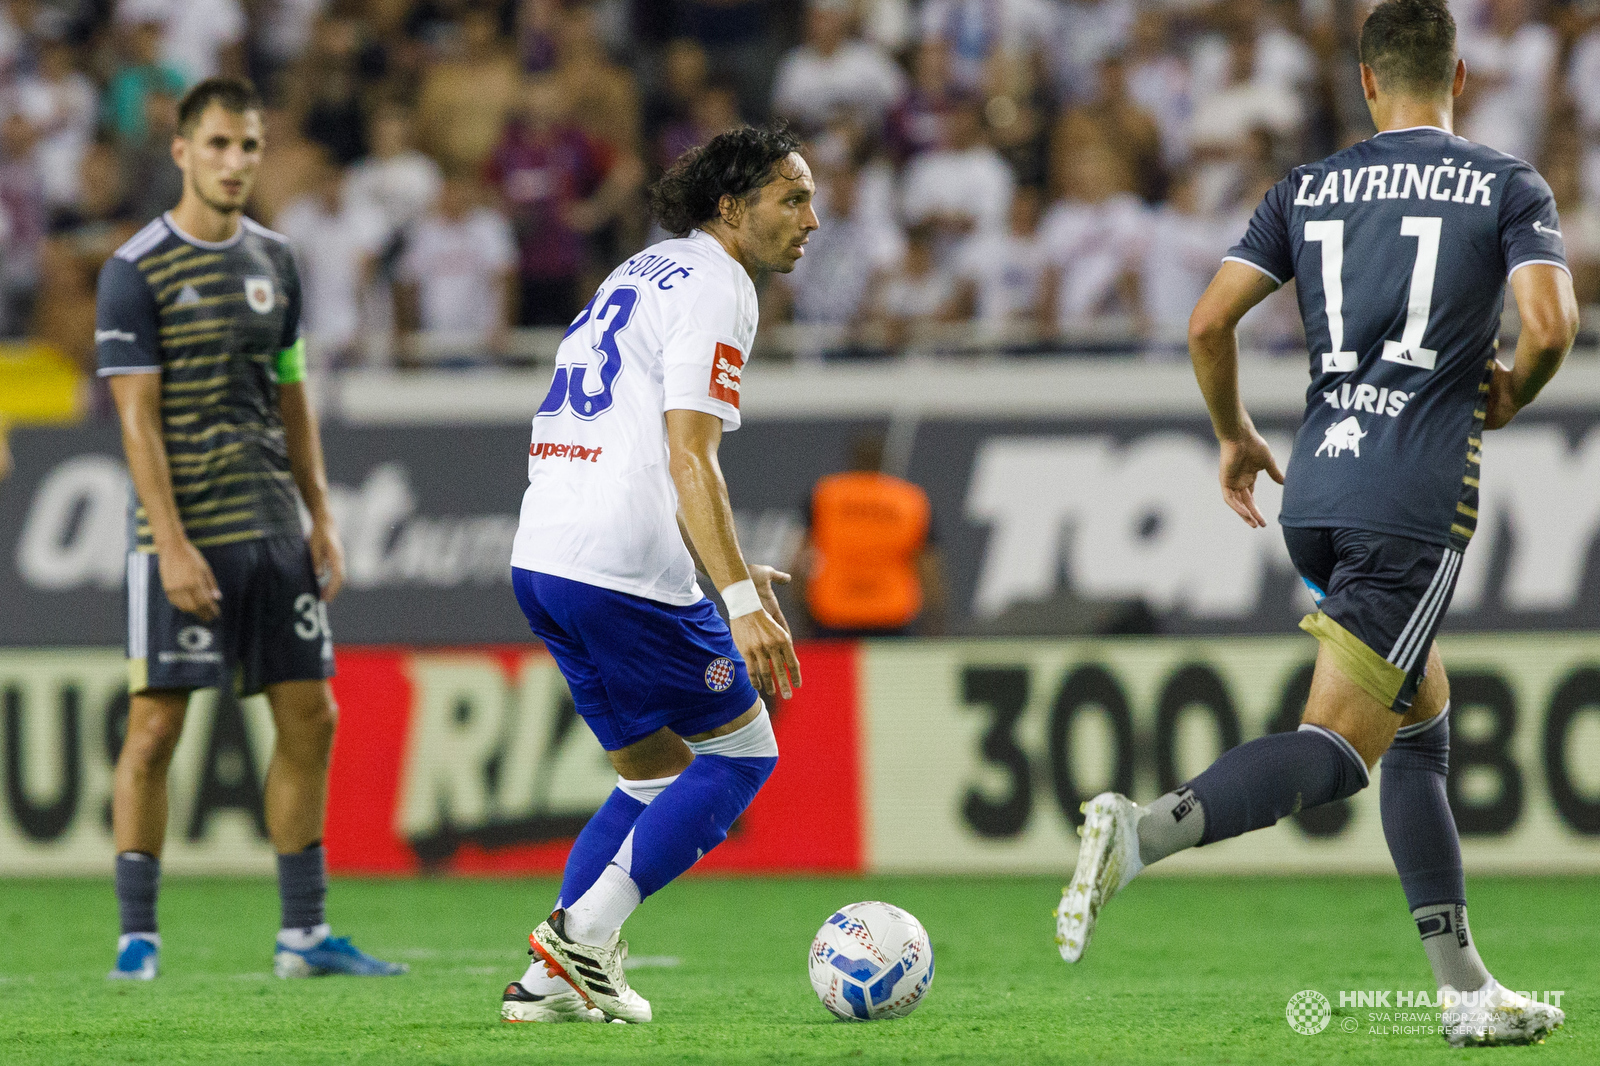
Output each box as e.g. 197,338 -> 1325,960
666,408 -> 801,699
279,381 -> 345,600
1487,264 -> 1580,430
108,372 -> 221,621
1189,261 -> 1284,528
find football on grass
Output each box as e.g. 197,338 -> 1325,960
808,901 -> 934,1021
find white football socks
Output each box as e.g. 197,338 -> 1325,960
1136,787 -> 1206,865
519,957 -> 569,994
1413,903 -> 1491,993
276,922 -> 331,950
563,863 -> 642,947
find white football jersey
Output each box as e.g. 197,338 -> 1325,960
510,229 -> 757,605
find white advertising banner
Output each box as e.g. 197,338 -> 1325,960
0,650 -> 277,874
863,635 -> 1600,874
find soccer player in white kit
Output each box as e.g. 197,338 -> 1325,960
498,125 -> 816,1024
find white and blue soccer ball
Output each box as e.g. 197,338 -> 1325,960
808,901 -> 934,1021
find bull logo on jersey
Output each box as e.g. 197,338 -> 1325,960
244,276 -> 274,314
1315,415 -> 1367,458
709,343 -> 744,408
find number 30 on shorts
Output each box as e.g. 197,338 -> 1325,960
293,593 -> 330,642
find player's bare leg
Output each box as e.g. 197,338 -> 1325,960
262,679 -> 336,853
108,690 -> 190,979
263,679 -> 405,978
113,690 -> 191,855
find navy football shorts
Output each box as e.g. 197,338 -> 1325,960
1283,526 -> 1462,714
126,535 -> 335,695
512,568 -> 759,751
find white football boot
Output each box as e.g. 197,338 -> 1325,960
1056,792 -> 1145,963
501,976 -> 611,1023
1440,980 -> 1565,1047
528,910 -> 652,1023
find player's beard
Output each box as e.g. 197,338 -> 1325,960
191,170 -> 251,217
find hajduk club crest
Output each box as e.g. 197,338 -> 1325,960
244,276 -> 274,314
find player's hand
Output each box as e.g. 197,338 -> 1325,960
1218,431 -> 1284,529
730,610 -> 802,700
158,538 -> 221,622
309,517 -> 346,601
1484,359 -> 1519,430
747,564 -> 793,636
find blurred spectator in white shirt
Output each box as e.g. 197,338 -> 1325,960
773,0 -> 906,134
919,0 -> 1057,96
8,39 -> 97,208
950,185 -> 1051,338
276,151 -> 387,369
395,174 -> 517,362
1040,138 -> 1148,327
901,97 -> 1013,237
1050,0 -> 1135,107
1124,9 -> 1192,171
345,103 -> 443,247
1138,171 -> 1238,345
864,221 -> 961,350
782,163 -> 906,329
115,0 -> 247,84
1190,0 -> 1315,105
1456,0 -> 1555,164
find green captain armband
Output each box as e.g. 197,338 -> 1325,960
276,338 -> 307,384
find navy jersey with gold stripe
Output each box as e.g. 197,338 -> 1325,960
1227,126 -> 1569,550
95,213 -> 305,552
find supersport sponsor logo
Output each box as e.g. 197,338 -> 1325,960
530,441 -> 604,462
709,342 -> 744,407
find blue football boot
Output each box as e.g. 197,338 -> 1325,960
273,929 -> 409,978
108,934 -> 159,980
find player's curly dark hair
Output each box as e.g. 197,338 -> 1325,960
650,124 -> 804,238
1360,0 -> 1456,95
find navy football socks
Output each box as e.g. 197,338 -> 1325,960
115,851 -> 160,935
1380,705 -> 1491,991
1139,725 -> 1368,861
277,843 -> 328,933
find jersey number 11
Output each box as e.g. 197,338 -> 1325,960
1305,216 -> 1442,374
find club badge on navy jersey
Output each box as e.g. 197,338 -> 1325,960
244,276 -> 274,314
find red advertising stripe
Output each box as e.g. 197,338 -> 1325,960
325,649 -> 417,873
324,642 -> 863,876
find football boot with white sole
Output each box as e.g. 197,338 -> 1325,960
1056,792 -> 1145,963
1441,980 -> 1565,1047
528,910 -> 652,1023
273,933 -> 408,978
501,979 -> 612,1023
108,934 -> 159,980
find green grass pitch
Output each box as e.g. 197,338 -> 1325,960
2,875 -> 1594,1064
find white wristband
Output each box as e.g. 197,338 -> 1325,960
720,578 -> 763,619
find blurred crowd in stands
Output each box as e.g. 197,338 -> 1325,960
3,0 -> 1600,376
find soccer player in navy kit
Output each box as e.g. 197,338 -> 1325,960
99,79 -> 402,981
1059,0 -> 1574,1046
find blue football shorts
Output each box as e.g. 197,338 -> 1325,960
511,568 -> 760,751
1283,526 -> 1462,714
